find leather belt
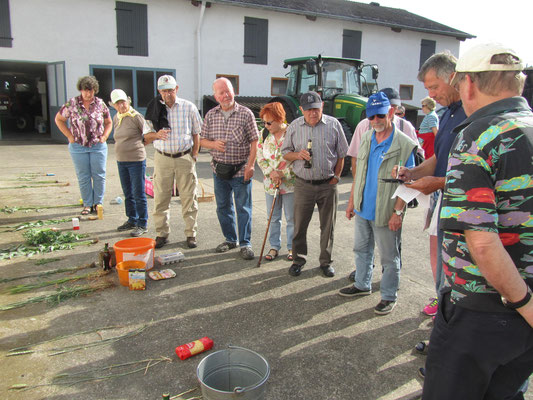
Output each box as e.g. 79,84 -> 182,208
297,176 -> 332,185
156,148 -> 191,158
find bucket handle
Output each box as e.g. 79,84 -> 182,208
227,345 -> 260,395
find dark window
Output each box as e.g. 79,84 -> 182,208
136,70 -> 155,108
115,69 -> 134,102
0,0 -> 13,48
271,78 -> 288,96
93,68 -> 113,104
342,29 -> 362,59
243,17 -> 268,65
420,39 -> 436,69
399,84 -> 413,100
116,1 -> 148,57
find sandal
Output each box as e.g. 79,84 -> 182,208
264,249 -> 278,261
287,250 -> 293,261
415,341 -> 429,354
80,207 -> 91,216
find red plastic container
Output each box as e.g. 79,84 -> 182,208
176,337 -> 214,360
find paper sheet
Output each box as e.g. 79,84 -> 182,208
392,184 -> 430,209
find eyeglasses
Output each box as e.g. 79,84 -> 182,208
395,112 -> 403,116
368,114 -> 386,121
263,121 -> 274,126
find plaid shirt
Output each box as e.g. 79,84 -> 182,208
143,97 -> 202,153
202,102 -> 259,177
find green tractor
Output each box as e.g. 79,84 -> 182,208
271,55 -> 379,175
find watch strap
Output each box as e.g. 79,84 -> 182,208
502,286 -> 532,309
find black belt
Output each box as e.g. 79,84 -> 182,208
297,176 -> 332,185
156,148 -> 191,158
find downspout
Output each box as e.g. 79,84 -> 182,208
196,1 -> 207,111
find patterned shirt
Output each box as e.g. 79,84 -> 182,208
143,97 -> 202,153
257,129 -> 295,195
281,114 -> 348,180
201,102 -> 259,178
440,96 -> 533,312
59,95 -> 110,146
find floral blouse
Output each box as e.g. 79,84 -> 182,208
59,95 -> 110,147
257,129 -> 295,195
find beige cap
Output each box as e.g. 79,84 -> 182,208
110,89 -> 128,104
157,75 -> 177,90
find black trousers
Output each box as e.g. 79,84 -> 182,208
423,292 -> 533,400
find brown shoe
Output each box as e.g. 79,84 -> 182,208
155,236 -> 168,249
186,236 -> 197,248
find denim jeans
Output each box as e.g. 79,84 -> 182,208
117,160 -> 148,228
265,191 -> 294,251
353,214 -> 401,301
69,142 -> 107,206
213,173 -> 252,247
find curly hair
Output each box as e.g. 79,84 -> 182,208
76,76 -> 100,94
260,102 -> 286,123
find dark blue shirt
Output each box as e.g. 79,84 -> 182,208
433,101 -> 466,177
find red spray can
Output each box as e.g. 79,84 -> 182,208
175,336 -> 214,360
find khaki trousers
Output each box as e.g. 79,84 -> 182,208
153,151 -> 198,238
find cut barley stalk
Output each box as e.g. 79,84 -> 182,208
0,262 -> 95,284
0,204 -> 79,214
6,270 -> 107,294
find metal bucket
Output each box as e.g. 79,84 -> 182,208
197,346 -> 270,399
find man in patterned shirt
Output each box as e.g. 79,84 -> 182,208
422,44 -> 533,399
281,91 -> 348,278
143,75 -> 202,249
200,78 -> 259,260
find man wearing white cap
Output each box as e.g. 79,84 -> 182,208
422,43 -> 533,399
143,75 -> 202,249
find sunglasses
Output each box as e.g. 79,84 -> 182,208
368,114 -> 386,121
263,121 -> 274,126
395,112 -> 403,116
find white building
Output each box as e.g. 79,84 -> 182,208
0,0 -> 473,141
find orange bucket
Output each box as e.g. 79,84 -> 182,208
116,260 -> 146,287
113,238 -> 156,271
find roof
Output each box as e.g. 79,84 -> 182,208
283,56 -> 364,65
209,0 -> 475,40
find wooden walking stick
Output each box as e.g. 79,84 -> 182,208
257,184 -> 280,268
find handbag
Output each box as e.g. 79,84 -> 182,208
214,160 -> 246,180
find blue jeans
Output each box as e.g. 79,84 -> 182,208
213,173 -> 252,247
69,142 -> 107,206
117,160 -> 148,228
353,214 -> 401,301
265,191 -> 294,251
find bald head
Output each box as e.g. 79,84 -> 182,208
213,78 -> 235,111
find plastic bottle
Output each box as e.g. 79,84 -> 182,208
72,217 -> 80,230
175,337 -> 214,360
110,196 -> 123,205
304,139 -> 313,168
96,204 -> 104,220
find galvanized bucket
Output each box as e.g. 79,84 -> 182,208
197,346 -> 270,399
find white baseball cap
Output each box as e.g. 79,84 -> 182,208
157,75 -> 177,90
110,89 -> 128,104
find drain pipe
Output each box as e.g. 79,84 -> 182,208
196,1 -> 207,110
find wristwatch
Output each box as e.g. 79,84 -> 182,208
501,286 -> 532,309
334,175 -> 341,182
394,209 -> 404,216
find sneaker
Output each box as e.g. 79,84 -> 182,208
418,367 -> 426,379
155,236 -> 168,249
215,241 -> 238,253
423,298 -> 438,316
348,270 -> 356,282
374,300 -> 397,315
338,286 -> 371,297
130,226 -> 147,237
117,221 -> 136,231
240,247 -> 254,260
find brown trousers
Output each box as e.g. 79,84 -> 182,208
292,178 -> 338,267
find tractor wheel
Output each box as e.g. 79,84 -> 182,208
340,120 -> 353,177
280,101 -> 297,123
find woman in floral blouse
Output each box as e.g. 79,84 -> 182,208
55,76 -> 112,215
257,102 -> 295,261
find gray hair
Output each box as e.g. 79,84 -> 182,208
212,77 -> 234,93
76,76 -> 99,94
418,51 -> 457,83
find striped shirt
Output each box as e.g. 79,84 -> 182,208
281,114 -> 348,180
201,102 -> 260,178
143,97 -> 202,153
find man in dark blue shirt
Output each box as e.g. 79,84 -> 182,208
395,51 -> 467,315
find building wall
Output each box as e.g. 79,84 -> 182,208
1,0 -> 462,137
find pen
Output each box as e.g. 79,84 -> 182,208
396,160 -> 402,179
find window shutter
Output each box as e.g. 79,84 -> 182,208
420,39 -> 436,69
342,29 -> 362,59
0,0 -> 13,48
244,17 -> 268,65
116,2 -> 148,57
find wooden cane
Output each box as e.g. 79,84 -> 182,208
257,184 -> 280,268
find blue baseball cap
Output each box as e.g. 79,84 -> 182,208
366,92 -> 390,117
